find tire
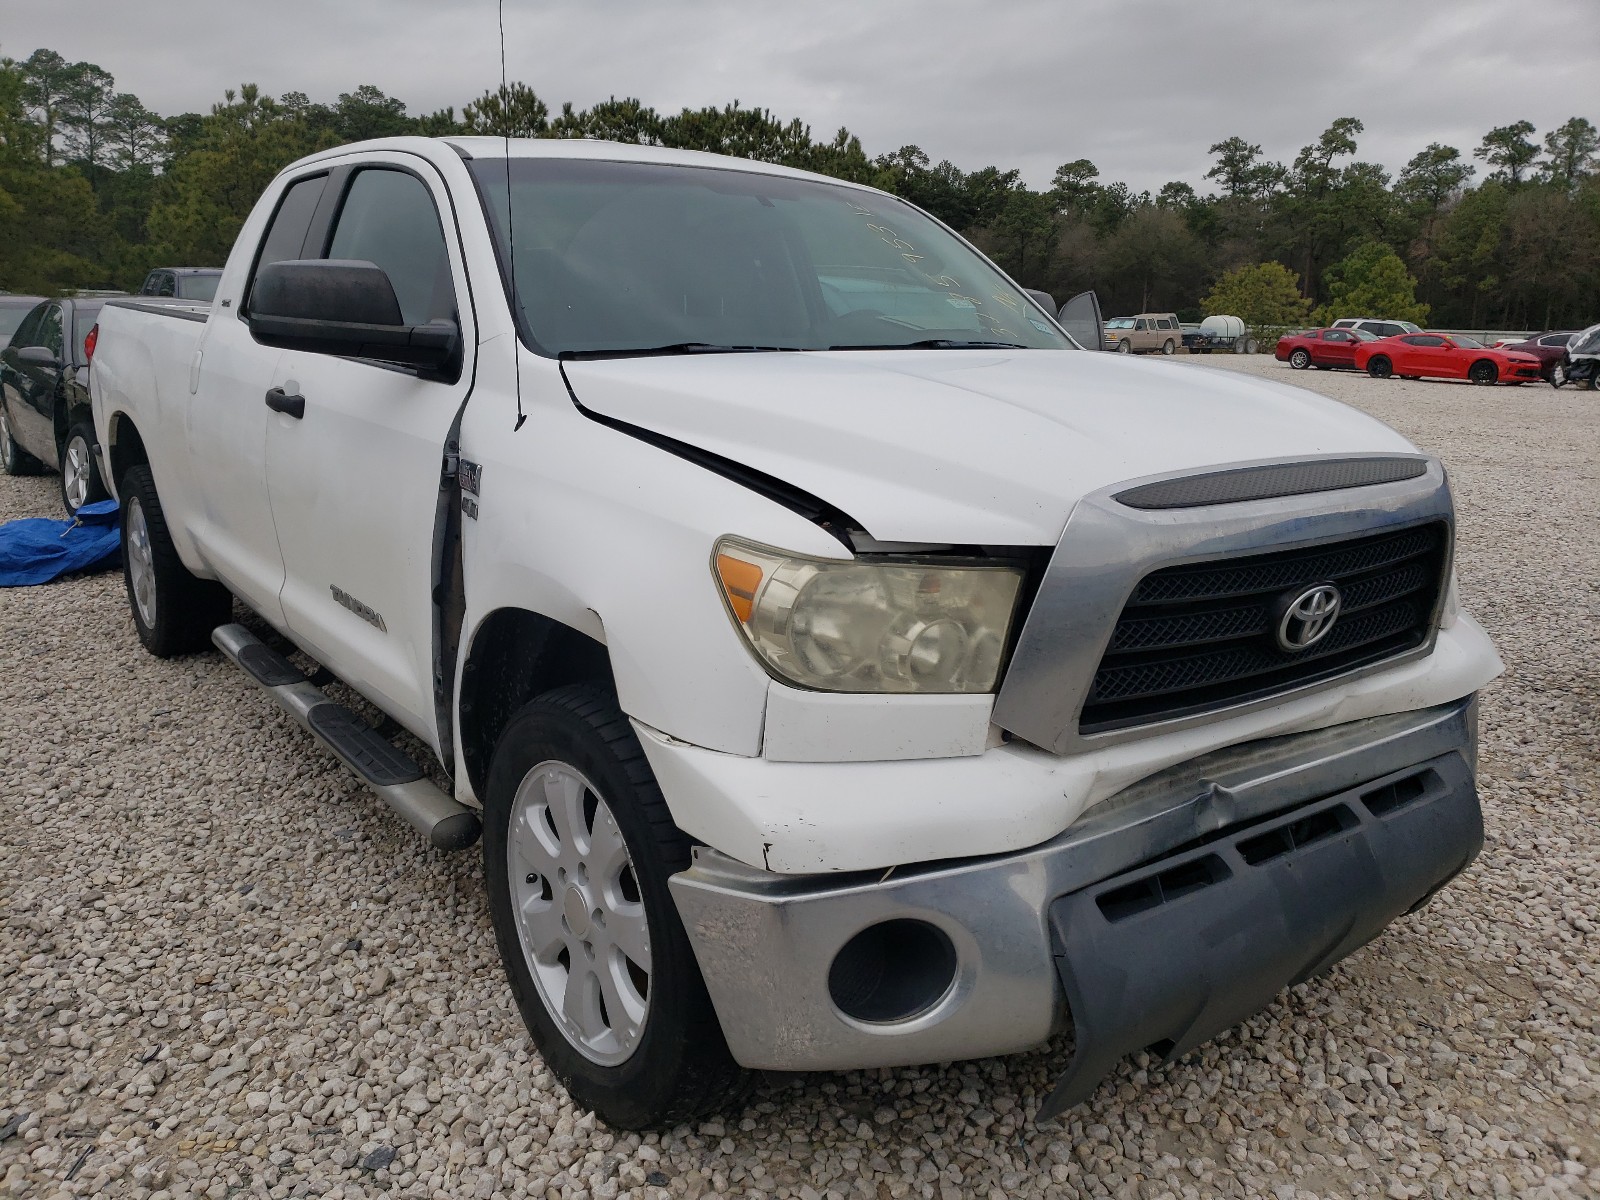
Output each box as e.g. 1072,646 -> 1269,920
1367,356 -> 1393,379
119,464 -> 233,658
1289,348 -> 1311,370
1549,364 -> 1566,387
1161,339 -> 1175,355
0,400 -> 43,476
59,420 -> 107,516
482,684 -> 750,1129
1116,339 -> 1132,355
1468,360 -> 1498,385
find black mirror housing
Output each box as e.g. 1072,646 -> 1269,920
248,259 -> 459,375
1058,291 -> 1108,352
18,345 -> 61,369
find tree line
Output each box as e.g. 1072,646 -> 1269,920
2,47 -> 1597,333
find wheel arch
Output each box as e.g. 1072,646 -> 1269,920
458,607 -> 616,800
106,410 -> 149,493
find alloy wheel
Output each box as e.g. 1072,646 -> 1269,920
125,495 -> 157,627
63,435 -> 92,511
507,760 -> 651,1064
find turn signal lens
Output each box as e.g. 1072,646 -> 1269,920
713,537 -> 1024,694
715,553 -> 764,623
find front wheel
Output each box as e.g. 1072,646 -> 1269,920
119,464 -> 233,657
1116,339 -> 1132,354
1289,348 -> 1311,370
483,684 -> 749,1129
1161,339 -> 1175,355
1367,356 -> 1393,379
1468,360 -> 1498,385
59,421 -> 108,515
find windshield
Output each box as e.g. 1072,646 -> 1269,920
179,274 -> 220,302
1104,318 -> 1135,329
469,158 -> 1070,356
1350,327 -> 1379,341
1451,334 -> 1484,349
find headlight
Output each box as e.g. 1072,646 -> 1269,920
713,537 -> 1024,694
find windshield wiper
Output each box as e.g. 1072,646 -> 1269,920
826,339 -> 1029,351
560,343 -> 805,360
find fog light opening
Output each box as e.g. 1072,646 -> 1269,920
827,919 -> 958,1024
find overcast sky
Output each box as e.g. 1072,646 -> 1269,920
6,0 -> 1592,193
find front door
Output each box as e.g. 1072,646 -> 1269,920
264,161 -> 476,746
1319,329 -> 1357,367
9,302 -> 64,466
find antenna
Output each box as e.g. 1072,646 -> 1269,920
500,0 -> 526,431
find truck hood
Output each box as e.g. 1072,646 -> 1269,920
564,350 -> 1418,546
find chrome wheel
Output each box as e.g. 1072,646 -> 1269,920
63,435 -> 92,510
507,760 -> 651,1064
125,495 -> 157,628
0,405 -> 14,471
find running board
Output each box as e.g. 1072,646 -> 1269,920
212,623 -> 481,851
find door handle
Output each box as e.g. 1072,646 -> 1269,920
265,387 -> 305,419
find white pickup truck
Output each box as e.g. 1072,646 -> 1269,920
89,136 -> 1502,1129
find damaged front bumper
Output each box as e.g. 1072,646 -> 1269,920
668,696 -> 1482,1110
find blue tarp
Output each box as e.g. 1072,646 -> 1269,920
0,499 -> 121,586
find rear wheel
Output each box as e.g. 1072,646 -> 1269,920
59,421 -> 107,516
0,401 -> 43,476
119,464 -> 233,657
1289,348 -> 1311,370
1367,356 -> 1393,379
483,684 -> 750,1129
1468,360 -> 1498,385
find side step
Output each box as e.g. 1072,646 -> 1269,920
213,623 -> 481,851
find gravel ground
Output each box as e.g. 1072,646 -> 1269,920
2,356 -> 1596,1200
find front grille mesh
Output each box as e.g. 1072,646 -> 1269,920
1079,523 -> 1448,733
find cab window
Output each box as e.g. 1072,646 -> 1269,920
326,168 -> 456,326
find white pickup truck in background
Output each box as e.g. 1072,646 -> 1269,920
89,136 -> 1502,1129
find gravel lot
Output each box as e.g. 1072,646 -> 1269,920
2,356 -> 1596,1200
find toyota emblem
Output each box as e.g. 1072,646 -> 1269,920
1276,583 -> 1342,652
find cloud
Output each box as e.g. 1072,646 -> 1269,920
5,0 -> 1590,191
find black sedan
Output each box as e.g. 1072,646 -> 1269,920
0,297 -> 107,514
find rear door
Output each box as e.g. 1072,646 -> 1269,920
263,158 -> 477,745
183,172 -> 332,623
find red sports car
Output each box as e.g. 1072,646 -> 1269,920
1274,326 -> 1379,370
1352,332 -> 1544,385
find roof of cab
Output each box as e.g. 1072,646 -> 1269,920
280,135 -> 872,191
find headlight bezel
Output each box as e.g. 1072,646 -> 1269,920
712,535 -> 1029,696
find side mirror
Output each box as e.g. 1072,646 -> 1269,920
18,346 -> 61,369
1024,288 -> 1057,315
1057,291 -> 1107,352
248,259 -> 459,373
